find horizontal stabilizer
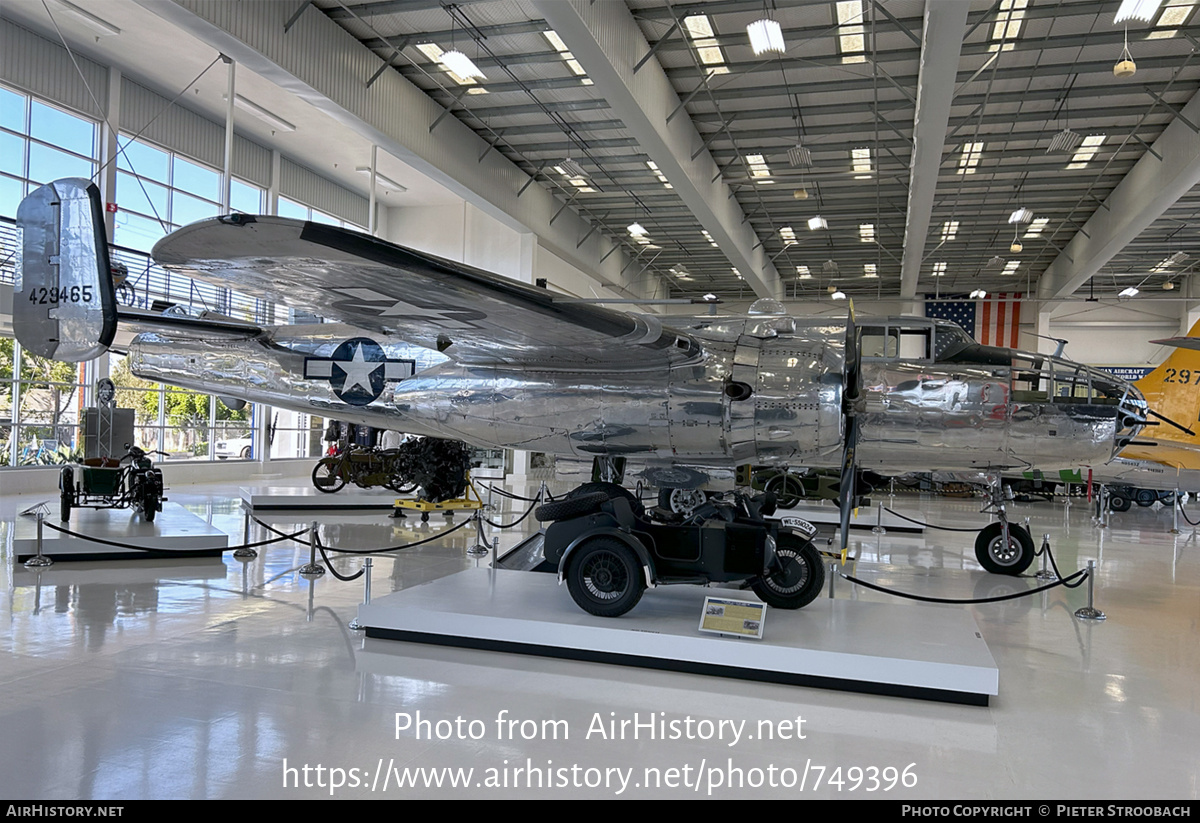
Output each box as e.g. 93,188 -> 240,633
14,178 -> 117,362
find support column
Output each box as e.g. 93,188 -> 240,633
100,68 -> 121,243
1037,305 -> 1054,356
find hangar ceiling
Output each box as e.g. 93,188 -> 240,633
6,0 -> 1200,307
314,0 -> 1200,303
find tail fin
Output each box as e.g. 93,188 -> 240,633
1134,319 -> 1200,444
14,178 -> 117,362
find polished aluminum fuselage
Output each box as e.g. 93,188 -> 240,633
128,314 -> 1139,476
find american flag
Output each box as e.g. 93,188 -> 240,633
924,293 -> 1023,348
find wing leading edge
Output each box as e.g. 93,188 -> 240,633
152,216 -> 701,371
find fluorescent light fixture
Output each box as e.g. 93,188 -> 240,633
788,144 -> 812,168
1008,207 -> 1033,224
863,264 -> 877,278
796,266 -> 811,278
627,222 -> 647,237
355,167 -> 407,193
560,158 -> 586,178
859,223 -> 875,242
831,289 -> 847,300
51,0 -> 121,36
970,288 -> 988,299
1047,128 -> 1084,154
808,216 -> 828,231
230,94 -> 296,132
823,259 -> 839,274
780,227 -> 798,245
440,50 -> 486,80
1119,286 -> 1141,297
747,18 -> 785,55
1115,0 -> 1163,23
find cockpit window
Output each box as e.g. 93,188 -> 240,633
861,325 -> 933,362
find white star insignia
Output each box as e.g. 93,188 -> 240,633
335,343 -> 383,396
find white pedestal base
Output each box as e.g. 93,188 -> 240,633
11,503 -> 229,561
240,485 -> 401,510
358,568 -> 997,705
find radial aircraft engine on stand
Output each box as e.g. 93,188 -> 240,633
14,179 -> 1149,575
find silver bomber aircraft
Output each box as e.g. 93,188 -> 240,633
15,180 -> 1149,549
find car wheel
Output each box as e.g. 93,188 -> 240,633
1135,489 -> 1157,507
566,538 -> 645,617
240,445 -> 252,459
534,491 -> 608,522
312,458 -> 346,493
658,487 -> 707,516
974,522 -> 1035,575
764,474 -> 804,509
751,535 -> 824,609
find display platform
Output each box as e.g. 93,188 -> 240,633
357,568 -> 998,705
240,485 -> 401,510
769,500 -> 926,533
11,503 -> 229,562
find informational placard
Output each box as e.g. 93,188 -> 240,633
698,596 -> 766,640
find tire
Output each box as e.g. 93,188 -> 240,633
60,468 -> 73,522
312,458 -> 346,493
535,491 -> 608,522
565,538 -> 645,617
239,445 -> 252,459
1109,494 -> 1132,513
1135,489 -> 1157,508
142,488 -> 157,522
974,522 -> 1035,575
570,482 -> 645,517
658,487 -> 707,516
764,474 -> 804,509
751,536 -> 824,609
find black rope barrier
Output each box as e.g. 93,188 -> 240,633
883,506 -> 991,533
42,519 -> 310,553
314,539 -> 365,582
250,516 -> 320,547
840,567 -> 1089,604
480,484 -> 543,503
1178,500 -> 1200,527
482,497 -> 539,529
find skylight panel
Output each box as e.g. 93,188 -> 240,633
1024,217 -> 1049,237
864,263 -> 878,278
796,266 -> 812,278
932,262 -> 947,277
1149,1 -> 1194,36
416,43 -> 484,89
941,221 -> 959,241
684,15 -> 730,75
1003,260 -> 1020,275
836,1 -> 867,64
1066,134 -> 1105,169
958,142 -> 983,174
852,147 -> 872,178
702,230 -> 719,247
746,154 -> 773,183
647,160 -> 672,189
859,223 -> 875,242
733,267 -> 743,279
543,30 -> 593,85
989,0 -> 1029,52
780,226 -> 798,245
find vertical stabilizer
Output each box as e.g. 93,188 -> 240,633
14,178 -> 117,362
1135,318 -> 1200,444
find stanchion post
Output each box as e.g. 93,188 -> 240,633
1171,490 -> 1181,535
299,520 -> 325,578
467,509 -> 490,556
348,557 -> 373,631
24,511 -> 53,568
827,562 -> 837,599
871,501 -> 886,535
1035,533 -> 1055,581
1074,559 -> 1106,621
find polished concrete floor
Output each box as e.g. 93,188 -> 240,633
2,480 -> 1199,799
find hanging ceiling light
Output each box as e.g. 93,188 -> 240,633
1114,0 -> 1163,23
627,222 -> 647,237
808,216 -> 828,231
1010,228 -> 1023,254
559,158 -> 587,178
970,288 -> 987,299
1048,128 -> 1084,153
441,49 -> 486,80
787,143 -> 812,168
830,288 -> 847,300
1008,207 -> 1034,224
747,18 -> 785,55
1119,286 -> 1140,298
793,186 -> 809,200
823,259 -> 839,275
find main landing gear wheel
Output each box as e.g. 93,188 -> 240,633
1135,489 -> 1158,508
1109,494 -> 1132,513
974,522 -> 1035,575
312,458 -> 346,493
659,487 -> 706,516
751,537 -> 824,609
566,537 -> 645,617
764,474 -> 804,509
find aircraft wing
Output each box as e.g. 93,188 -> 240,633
1149,336 -> 1200,351
152,216 -> 701,370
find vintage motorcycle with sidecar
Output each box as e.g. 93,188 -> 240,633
534,483 -> 825,617
59,444 -> 166,522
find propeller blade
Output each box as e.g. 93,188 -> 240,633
839,305 -> 862,555
1148,409 -> 1196,437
